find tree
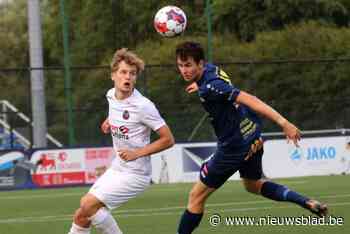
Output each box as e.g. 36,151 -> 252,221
212,0 -> 350,42
0,0 -> 30,114
0,0 -> 28,67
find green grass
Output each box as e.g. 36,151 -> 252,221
0,175 -> 349,234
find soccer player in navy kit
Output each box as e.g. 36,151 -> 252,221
175,41 -> 328,234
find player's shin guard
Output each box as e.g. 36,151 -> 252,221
68,223 -> 91,234
90,207 -> 123,234
261,181 -> 308,207
177,209 -> 203,234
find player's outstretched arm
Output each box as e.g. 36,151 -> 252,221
236,91 -> 301,146
118,125 -> 175,161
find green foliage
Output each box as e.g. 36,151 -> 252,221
1,0 -> 350,144
134,21 -> 350,135
0,0 -> 29,114
211,21 -> 350,131
42,0 -> 208,66
0,0 -> 27,67
212,0 -> 350,41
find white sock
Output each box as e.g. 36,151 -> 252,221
68,223 -> 91,234
90,207 -> 123,234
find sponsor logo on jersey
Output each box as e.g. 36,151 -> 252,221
240,118 -> 257,139
111,125 -> 129,140
200,163 -> 209,178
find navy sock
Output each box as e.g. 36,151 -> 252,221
261,181 -> 308,207
177,209 -> 203,234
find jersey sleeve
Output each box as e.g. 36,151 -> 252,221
201,79 -> 240,103
106,88 -> 114,101
140,102 -> 166,131
106,89 -> 114,120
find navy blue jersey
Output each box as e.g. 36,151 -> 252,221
196,63 -> 262,151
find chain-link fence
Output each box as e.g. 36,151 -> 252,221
1,60 -> 350,149
1,1 -> 350,149
0,61 -> 350,149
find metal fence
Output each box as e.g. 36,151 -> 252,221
1,60 -> 350,148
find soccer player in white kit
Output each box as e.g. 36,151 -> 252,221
67,48 -> 175,234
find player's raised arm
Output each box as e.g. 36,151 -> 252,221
118,125 -> 174,161
235,90 -> 301,146
137,125 -> 174,156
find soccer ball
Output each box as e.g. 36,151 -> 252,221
154,6 -> 187,37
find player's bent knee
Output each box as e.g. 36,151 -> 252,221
73,208 -> 91,227
81,194 -> 103,213
245,185 -> 258,194
189,189 -> 198,200
80,194 -> 92,207
73,208 -> 84,221
188,189 -> 204,204
187,181 -> 215,213
242,179 -> 264,194
188,188 -> 210,209
243,182 -> 258,194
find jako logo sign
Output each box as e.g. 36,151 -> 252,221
290,146 -> 337,163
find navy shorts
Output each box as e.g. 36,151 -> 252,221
199,145 -> 264,189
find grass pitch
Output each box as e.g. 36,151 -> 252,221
0,174 -> 348,234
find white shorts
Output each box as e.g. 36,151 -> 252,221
88,168 -> 151,210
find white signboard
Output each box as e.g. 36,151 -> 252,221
263,136 -> 350,178
151,142 -> 240,184
30,147 -> 115,186
26,135 -> 350,186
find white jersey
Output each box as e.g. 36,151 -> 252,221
106,88 -> 166,175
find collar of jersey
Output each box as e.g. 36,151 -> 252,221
197,63 -> 216,87
113,88 -> 136,103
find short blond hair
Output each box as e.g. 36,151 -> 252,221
110,48 -> 145,74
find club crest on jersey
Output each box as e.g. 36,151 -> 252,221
122,110 -> 130,120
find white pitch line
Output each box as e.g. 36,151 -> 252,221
9,192 -> 344,217
0,187 -> 189,200
318,194 -> 350,199
0,180 -> 310,200
114,193 -> 350,213
0,200 -> 350,224
0,192 -> 84,200
277,180 -> 308,185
